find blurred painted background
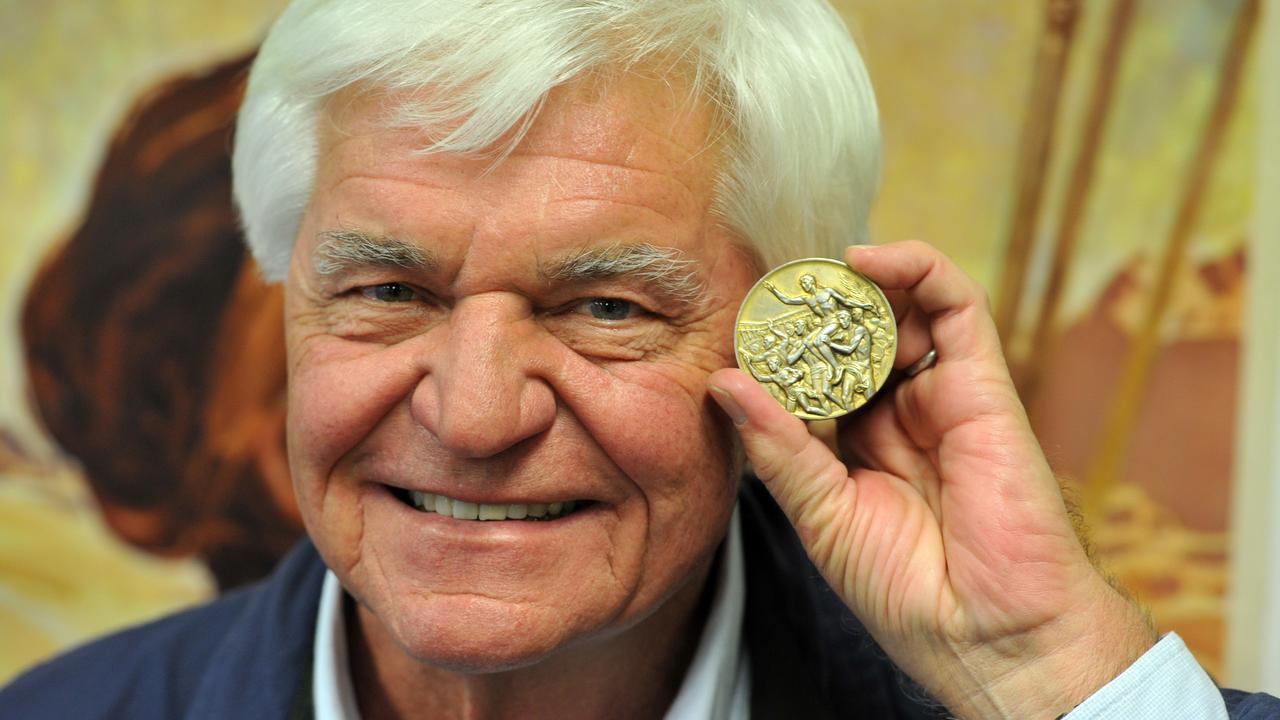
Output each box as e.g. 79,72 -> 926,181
1,0 -> 1277,692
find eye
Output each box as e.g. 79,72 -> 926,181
362,283 -> 418,303
584,298 -> 636,321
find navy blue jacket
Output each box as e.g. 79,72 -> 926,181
3,480 -> 1277,718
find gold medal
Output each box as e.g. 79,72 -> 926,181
734,258 -> 897,420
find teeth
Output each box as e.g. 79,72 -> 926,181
406,490 -> 581,521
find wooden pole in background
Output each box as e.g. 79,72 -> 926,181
993,0 -> 1080,351
1083,0 -> 1260,516
1021,0 -> 1136,403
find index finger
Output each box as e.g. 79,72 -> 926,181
845,241 -> 1003,367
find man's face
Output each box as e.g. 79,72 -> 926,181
283,73 -> 760,671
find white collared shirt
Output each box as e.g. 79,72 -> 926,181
312,507 -> 750,720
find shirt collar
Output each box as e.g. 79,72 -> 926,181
313,557 -> 361,720
312,505 -> 748,720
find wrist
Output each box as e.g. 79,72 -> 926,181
940,581 -> 1158,720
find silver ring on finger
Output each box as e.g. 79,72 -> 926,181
904,348 -> 938,378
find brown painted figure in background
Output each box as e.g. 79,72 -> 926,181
20,56 -> 302,589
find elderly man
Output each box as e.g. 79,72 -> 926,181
4,0 -> 1276,718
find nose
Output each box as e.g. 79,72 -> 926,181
412,294 -> 557,458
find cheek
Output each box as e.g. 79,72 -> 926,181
554,299 -> 746,517
286,337 -> 422,495
594,371 -> 740,605
564,359 -> 740,523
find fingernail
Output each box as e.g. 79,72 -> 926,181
708,386 -> 748,426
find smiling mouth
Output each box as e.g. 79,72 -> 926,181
389,487 -> 592,521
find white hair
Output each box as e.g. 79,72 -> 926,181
232,0 -> 881,281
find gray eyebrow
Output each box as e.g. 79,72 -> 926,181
313,230 -> 436,276
544,244 -> 707,307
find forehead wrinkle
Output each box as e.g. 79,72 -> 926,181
622,113 -> 719,177
312,229 -> 438,276
541,243 -> 708,308
505,151 -> 702,204
334,171 -> 474,196
547,196 -> 682,225
528,158 -> 704,231
530,115 -> 706,180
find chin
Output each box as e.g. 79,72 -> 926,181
379,594 -> 594,674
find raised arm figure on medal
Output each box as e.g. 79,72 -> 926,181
767,273 -> 875,321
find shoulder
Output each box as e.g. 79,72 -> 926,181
0,540 -> 326,719
1,591 -> 255,718
1223,688 -> 1280,719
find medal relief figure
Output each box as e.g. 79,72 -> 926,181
738,270 -> 884,416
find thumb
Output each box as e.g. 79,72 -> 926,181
707,368 -> 853,543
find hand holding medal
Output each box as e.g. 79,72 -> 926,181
710,241 -> 1156,719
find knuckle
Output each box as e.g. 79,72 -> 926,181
900,238 -> 933,259
974,285 -> 992,313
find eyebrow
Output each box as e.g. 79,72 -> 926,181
312,230 -> 437,276
543,243 -> 707,307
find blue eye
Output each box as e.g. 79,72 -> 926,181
586,298 -> 634,321
362,283 -> 418,302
